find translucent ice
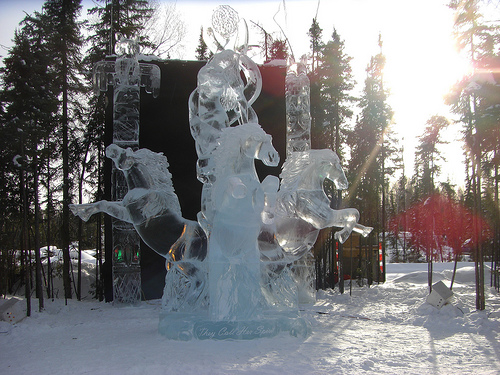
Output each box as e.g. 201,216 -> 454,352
188,48 -> 262,234
70,145 -> 208,310
207,123 -> 279,321
71,9 -> 373,340
276,150 -> 372,251
285,58 -> 311,156
93,36 -> 160,145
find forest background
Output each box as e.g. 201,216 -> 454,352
0,0 -> 498,312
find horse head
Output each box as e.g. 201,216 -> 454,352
251,131 -> 279,167
214,123 -> 279,177
106,144 -> 135,171
314,149 -> 348,191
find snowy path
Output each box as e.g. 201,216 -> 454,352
1,262 -> 499,374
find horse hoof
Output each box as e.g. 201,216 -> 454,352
69,204 -> 91,222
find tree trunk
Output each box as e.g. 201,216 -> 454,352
61,0 -> 72,301
20,137 -> 31,317
46,137 -> 53,299
33,148 -> 44,311
337,191 -> 344,294
76,138 -> 90,301
427,251 -> 433,294
450,251 -> 459,290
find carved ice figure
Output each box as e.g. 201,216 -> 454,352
258,175 -> 301,310
91,36 -> 161,303
93,36 -> 161,145
70,145 -> 208,310
208,123 -> 279,321
204,5 -> 250,55
276,150 -> 373,250
188,6 -> 261,234
285,58 -> 311,156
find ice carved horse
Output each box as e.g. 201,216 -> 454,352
208,123 -> 279,321
275,149 -> 372,260
69,144 -> 208,310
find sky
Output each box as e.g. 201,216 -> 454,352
0,0 -> 493,189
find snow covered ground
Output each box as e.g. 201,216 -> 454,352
1,262 -> 499,374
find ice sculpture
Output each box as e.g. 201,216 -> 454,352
92,36 -> 161,303
188,49 -> 261,234
94,36 -> 161,145
276,150 -> 373,249
285,58 -> 311,156
71,5 -> 373,340
207,123 -> 279,321
90,36 -> 162,303
70,145 -> 208,310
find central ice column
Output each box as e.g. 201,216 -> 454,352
205,123 -> 278,322
208,175 -> 264,321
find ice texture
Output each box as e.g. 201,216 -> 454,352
207,123 -> 279,321
285,58 -> 311,156
93,37 -> 161,145
71,10 -> 373,340
188,48 -> 262,234
70,145 -> 208,310
277,150 -> 372,247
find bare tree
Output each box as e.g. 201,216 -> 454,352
141,2 -> 187,58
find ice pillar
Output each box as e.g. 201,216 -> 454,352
285,59 -> 316,303
285,59 -> 311,157
94,37 -> 160,303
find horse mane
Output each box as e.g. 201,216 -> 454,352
212,123 -> 264,176
129,148 -> 184,217
131,149 -> 173,187
280,149 -> 339,191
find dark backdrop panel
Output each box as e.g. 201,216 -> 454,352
131,60 -> 285,299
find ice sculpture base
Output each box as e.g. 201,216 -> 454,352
158,311 -> 310,340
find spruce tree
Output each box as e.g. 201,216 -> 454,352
446,0 -> 500,308
413,115 -> 449,198
195,27 -> 211,61
347,41 -> 394,237
1,11 -> 61,310
307,18 -> 323,156
308,18 -> 323,74
86,0 -> 154,61
269,39 -> 289,61
316,29 -> 355,156
42,0 -> 86,300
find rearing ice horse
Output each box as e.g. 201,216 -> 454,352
275,149 -> 372,260
69,144 -> 207,266
208,123 -> 279,321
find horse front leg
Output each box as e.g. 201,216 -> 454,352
332,208 -> 360,244
70,200 -> 132,223
352,223 -> 373,237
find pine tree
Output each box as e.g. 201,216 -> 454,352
446,0 -> 500,308
195,27 -> 211,61
87,0 -> 154,61
315,29 -> 355,156
0,10 -> 61,310
413,115 -> 449,198
347,40 -> 394,239
269,39 -> 289,61
308,18 -> 323,74
42,0 -> 86,300
308,18 -> 323,156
